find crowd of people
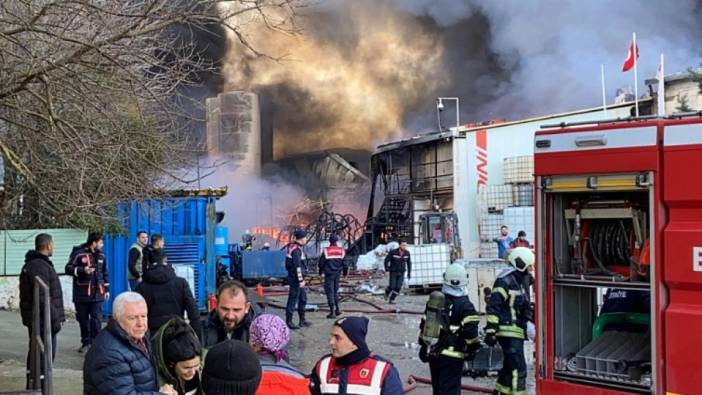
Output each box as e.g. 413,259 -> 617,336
18,227 -> 540,395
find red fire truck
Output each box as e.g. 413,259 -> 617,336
533,115 -> 702,394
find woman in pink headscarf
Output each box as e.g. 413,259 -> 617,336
249,314 -> 310,395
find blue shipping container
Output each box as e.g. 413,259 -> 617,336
102,191 -> 225,315
241,250 -> 287,279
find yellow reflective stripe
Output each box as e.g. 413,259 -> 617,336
493,287 -> 508,300
462,315 -> 481,325
487,315 -> 499,324
497,325 -> 525,339
495,382 -> 512,394
512,368 -> 518,393
449,325 -> 460,332
509,293 -> 517,321
485,328 -> 496,334
440,346 -> 464,359
465,337 -> 480,344
512,391 -> 526,395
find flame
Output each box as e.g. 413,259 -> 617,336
219,2 -> 446,158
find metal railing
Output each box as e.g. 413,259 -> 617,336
26,276 -> 52,395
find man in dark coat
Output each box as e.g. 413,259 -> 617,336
65,232 -> 109,353
202,280 -> 261,348
143,233 -> 165,272
135,258 -> 201,337
284,230 -> 310,329
318,234 -> 348,319
19,233 -> 65,391
83,292 -> 177,395
384,239 -> 411,304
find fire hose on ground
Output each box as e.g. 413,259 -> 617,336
403,375 -> 493,393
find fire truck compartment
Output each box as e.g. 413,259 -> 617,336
545,179 -> 653,391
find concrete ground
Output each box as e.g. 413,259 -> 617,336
0,284 -> 535,394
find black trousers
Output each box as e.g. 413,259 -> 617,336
25,328 -> 57,391
386,271 -> 405,301
323,273 -> 341,311
429,355 -> 464,395
495,337 -> 526,395
75,301 -> 102,346
285,282 -> 307,320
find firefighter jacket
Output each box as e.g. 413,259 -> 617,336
65,245 -> 109,303
384,248 -> 411,276
318,245 -> 348,276
485,267 -> 532,340
310,353 -> 403,395
285,242 -> 307,285
419,293 -> 481,360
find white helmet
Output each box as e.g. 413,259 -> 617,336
508,247 -> 535,272
443,263 -> 469,288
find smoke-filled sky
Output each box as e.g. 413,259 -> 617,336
217,0 -> 702,158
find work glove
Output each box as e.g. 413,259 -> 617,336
418,345 -> 429,363
484,333 -> 497,347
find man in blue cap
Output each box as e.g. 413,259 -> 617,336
318,234 -> 348,319
310,316 -> 403,395
285,229 -> 310,330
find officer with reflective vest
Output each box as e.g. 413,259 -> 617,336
310,316 -> 403,395
418,263 -> 481,395
127,231 -> 148,291
319,234 -> 348,319
285,230 -> 311,330
484,247 -> 535,395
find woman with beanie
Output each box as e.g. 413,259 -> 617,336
202,339 -> 262,395
248,314 -> 310,395
153,317 -> 203,395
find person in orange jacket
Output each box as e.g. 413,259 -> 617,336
249,314 -> 310,395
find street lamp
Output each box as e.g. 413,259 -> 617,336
436,97 -> 460,131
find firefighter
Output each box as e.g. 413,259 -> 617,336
285,230 -> 310,330
484,247 -> 535,395
418,263 -> 481,395
319,234 -> 348,319
384,239 -> 411,304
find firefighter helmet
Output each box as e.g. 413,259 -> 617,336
443,263 -> 469,288
508,247 -> 535,272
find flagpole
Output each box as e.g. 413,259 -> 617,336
633,32 -> 639,116
601,64 -> 608,117
658,53 -> 665,116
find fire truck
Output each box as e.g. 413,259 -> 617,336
534,114 -> 702,394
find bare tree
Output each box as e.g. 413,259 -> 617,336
0,0 -> 301,230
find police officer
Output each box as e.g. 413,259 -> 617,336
318,234 -> 348,319
418,263 -> 481,395
484,247 -> 535,395
285,230 -> 310,330
384,239 -> 411,304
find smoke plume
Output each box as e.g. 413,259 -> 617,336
217,0 -> 702,158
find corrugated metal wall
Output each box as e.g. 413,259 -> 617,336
0,229 -> 87,275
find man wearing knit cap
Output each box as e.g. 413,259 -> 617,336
202,339 -> 262,395
284,229 -> 310,329
310,316 -> 404,395
318,234 -> 348,318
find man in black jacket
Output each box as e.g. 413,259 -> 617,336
318,234 -> 348,319
284,230 -> 310,329
66,232 -> 109,353
135,258 -> 201,337
384,239 -> 411,304
201,280 -> 261,348
19,233 -> 65,391
142,233 -> 165,272
127,231 -> 148,290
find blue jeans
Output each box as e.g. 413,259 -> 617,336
285,282 -> 307,321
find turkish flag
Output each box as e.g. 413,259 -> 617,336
622,41 -> 639,72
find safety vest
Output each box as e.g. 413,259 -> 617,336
323,245 -> 345,260
128,243 -> 144,279
315,355 -> 390,395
